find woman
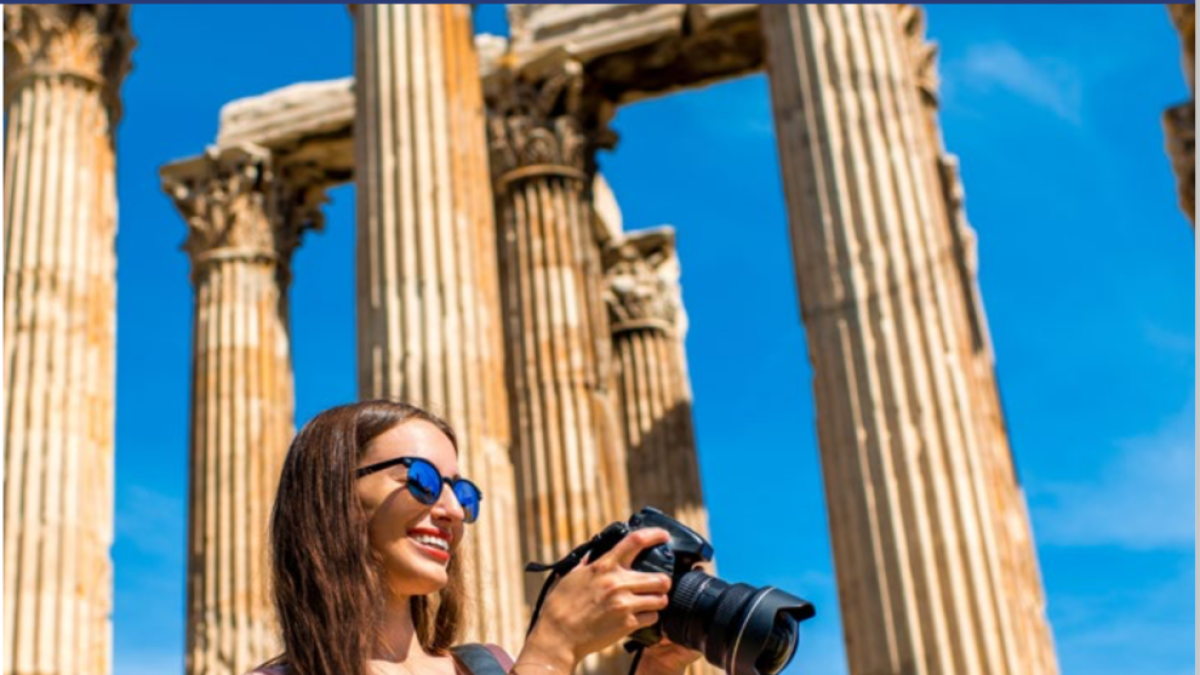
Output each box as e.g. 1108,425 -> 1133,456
255,400 -> 704,675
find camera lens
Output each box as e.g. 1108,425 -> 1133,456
754,613 -> 798,675
663,571 -> 814,675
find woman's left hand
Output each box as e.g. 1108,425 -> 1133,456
637,636 -> 704,675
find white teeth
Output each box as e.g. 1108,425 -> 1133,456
412,535 -> 449,552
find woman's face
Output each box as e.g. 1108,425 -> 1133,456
356,420 -> 465,598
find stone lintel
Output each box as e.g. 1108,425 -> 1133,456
210,78 -> 356,183
190,6 -> 764,185
217,78 -> 354,148
507,4 -> 762,106
209,32 -> 507,184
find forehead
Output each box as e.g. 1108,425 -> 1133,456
361,420 -> 458,475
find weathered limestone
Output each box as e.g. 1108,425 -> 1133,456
1165,4 -> 1195,225
602,227 -> 719,675
603,228 -> 709,537
161,144 -> 323,675
485,54 -> 633,642
506,5 -> 763,107
3,6 -> 132,675
763,5 -> 1053,674
936,159 -> 1059,675
217,78 -> 354,150
352,4 -> 527,652
896,7 -> 1059,674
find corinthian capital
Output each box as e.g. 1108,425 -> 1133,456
602,227 -> 684,336
161,145 -> 327,276
163,145 -> 276,268
272,160 -> 329,258
4,4 -> 134,120
486,52 -> 617,188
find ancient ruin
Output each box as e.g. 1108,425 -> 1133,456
4,6 -> 132,675
19,3 -> 1190,675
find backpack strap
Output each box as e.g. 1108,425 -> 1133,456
451,644 -> 510,675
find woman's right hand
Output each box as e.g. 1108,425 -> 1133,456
517,528 -> 674,672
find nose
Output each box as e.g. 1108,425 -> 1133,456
431,483 -> 465,523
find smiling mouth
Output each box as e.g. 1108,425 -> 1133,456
408,532 -> 451,562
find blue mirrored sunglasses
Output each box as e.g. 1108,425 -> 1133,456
355,456 -> 482,524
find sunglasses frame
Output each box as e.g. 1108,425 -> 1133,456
355,456 -> 483,523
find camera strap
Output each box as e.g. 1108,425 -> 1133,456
524,539 -> 597,638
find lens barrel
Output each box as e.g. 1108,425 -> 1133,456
663,571 -> 815,675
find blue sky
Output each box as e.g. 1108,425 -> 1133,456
109,5 -> 1193,675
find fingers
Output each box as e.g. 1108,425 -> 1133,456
621,572 -> 672,595
632,610 -> 661,629
627,590 -> 670,613
603,528 -> 671,569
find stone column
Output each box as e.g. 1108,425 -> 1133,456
603,228 -> 719,675
763,5 -> 1047,674
1165,4 -> 1194,225
603,228 -> 710,538
3,6 -> 132,675
161,146 -> 322,675
352,4 -> 527,652
896,7 -> 1059,675
486,56 -> 633,648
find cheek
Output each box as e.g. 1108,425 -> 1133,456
361,489 -> 421,543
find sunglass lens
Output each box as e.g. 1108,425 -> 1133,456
407,459 -> 441,505
453,481 -> 482,523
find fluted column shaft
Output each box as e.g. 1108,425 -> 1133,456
353,4 -> 526,652
162,146 -> 318,675
603,229 -> 718,675
895,7 -> 1059,674
487,59 -> 633,623
603,229 -> 709,537
764,5 -> 1041,674
3,6 -> 131,675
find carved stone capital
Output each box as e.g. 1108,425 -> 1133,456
4,4 -> 135,122
272,160 -> 330,257
161,145 -> 328,277
486,53 -> 617,190
1165,100 -> 1195,224
602,227 -> 684,336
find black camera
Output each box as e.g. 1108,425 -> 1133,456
525,507 -> 816,675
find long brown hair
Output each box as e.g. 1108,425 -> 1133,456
261,400 -> 467,675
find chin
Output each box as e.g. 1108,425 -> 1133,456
397,579 -> 446,597
388,561 -> 449,596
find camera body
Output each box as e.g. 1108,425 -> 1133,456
528,506 -> 815,675
584,507 -> 715,647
